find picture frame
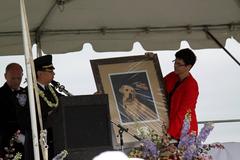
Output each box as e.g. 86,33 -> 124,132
90,54 -> 168,147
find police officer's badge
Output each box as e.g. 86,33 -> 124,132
16,91 -> 27,107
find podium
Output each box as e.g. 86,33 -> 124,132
47,94 -> 113,160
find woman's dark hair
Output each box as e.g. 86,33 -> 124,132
175,48 -> 196,66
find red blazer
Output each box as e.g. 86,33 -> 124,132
164,72 -> 199,139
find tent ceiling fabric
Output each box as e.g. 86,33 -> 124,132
0,0 -> 240,55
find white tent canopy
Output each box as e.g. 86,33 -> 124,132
0,0 -> 240,55
0,1 -> 240,159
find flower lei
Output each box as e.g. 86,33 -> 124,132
38,85 -> 59,108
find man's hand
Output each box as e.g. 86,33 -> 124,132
14,130 -> 25,145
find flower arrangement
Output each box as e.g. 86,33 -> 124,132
0,131 -> 22,160
1,130 -> 68,160
128,113 -> 224,160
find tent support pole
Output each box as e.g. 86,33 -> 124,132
19,0 -> 41,159
36,44 -> 42,57
36,1 -> 57,32
36,31 -> 43,57
198,118 -> 240,124
204,29 -> 240,66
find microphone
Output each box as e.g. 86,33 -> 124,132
51,80 -> 60,88
51,80 -> 73,96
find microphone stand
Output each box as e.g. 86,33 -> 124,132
110,121 -> 141,151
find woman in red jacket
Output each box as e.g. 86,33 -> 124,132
164,48 -> 199,141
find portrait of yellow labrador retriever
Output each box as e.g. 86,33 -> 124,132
119,84 -> 158,122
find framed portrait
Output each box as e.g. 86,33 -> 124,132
90,54 -> 168,147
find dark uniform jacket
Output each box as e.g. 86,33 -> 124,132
38,84 -> 63,159
25,84 -> 63,159
0,82 -> 27,158
36,84 -> 63,128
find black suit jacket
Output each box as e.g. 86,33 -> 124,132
0,83 -> 27,156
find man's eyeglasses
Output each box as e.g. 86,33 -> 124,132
172,60 -> 186,67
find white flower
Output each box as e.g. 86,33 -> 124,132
137,126 -> 150,138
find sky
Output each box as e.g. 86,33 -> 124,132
0,38 -> 240,144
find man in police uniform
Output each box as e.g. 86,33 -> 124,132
34,55 -> 63,159
34,55 -> 63,125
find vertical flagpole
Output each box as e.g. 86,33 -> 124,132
19,0 -> 41,159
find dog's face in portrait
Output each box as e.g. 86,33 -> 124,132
119,85 -> 136,104
119,84 -> 158,121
